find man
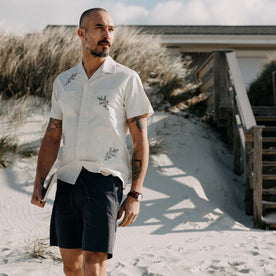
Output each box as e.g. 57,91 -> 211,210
31,8 -> 153,276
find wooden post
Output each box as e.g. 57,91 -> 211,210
213,51 -> 228,124
253,126 -> 263,228
272,71 -> 276,106
244,137 -> 253,215
233,111 -> 242,175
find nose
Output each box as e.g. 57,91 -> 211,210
103,28 -> 112,40
104,28 -> 112,40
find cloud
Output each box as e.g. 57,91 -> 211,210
147,0 -> 276,25
0,0 -> 276,34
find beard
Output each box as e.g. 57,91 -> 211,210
85,36 -> 111,58
87,47 -> 109,58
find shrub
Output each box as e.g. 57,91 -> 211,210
248,61 -> 276,106
0,26 -> 189,106
0,27 -> 81,100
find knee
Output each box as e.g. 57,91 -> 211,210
63,263 -> 82,276
83,251 -> 107,264
83,251 -> 107,271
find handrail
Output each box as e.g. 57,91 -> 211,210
226,52 -> 257,131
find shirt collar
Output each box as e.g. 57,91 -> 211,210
77,55 -> 116,81
102,56 -> 116,74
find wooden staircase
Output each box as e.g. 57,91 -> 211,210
195,50 -> 276,229
253,106 -> 276,228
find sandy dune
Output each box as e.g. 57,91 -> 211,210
0,112 -> 276,275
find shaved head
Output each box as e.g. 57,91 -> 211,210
79,8 -> 108,29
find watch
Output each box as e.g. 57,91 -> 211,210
127,191 -> 143,202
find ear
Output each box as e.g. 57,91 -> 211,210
77,28 -> 85,39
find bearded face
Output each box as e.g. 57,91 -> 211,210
85,33 -> 111,58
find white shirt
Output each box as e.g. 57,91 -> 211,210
50,56 -> 154,187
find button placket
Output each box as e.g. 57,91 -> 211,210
75,82 -> 88,160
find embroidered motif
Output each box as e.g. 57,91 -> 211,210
104,147 -> 119,160
97,96 -> 109,110
64,72 -> 79,86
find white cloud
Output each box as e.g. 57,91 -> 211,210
0,0 -> 275,34
147,0 -> 276,25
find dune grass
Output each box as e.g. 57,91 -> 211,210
0,26 -> 188,103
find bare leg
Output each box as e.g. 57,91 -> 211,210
60,248 -> 83,276
82,251 -> 108,276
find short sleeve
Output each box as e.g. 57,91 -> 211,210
124,72 -> 154,119
49,78 -> 63,120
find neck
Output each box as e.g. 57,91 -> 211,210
82,53 -> 107,79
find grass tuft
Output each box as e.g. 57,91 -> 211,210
149,137 -> 166,155
0,136 -> 17,168
24,236 -> 62,262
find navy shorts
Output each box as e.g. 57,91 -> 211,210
50,169 -> 123,259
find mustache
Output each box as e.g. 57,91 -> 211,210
98,39 -> 111,46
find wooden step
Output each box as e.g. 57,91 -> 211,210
263,137 -> 276,142
262,200 -> 276,208
253,106 -> 276,114
263,174 -> 276,180
263,149 -> 276,155
263,161 -> 276,167
262,214 -> 276,226
255,116 -> 276,121
263,126 -> 276,132
263,188 -> 276,195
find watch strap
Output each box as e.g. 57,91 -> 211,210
127,191 -> 143,201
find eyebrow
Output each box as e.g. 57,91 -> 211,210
95,24 -> 115,29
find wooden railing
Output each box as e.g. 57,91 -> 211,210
195,51 -> 264,227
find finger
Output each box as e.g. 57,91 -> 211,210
117,206 -> 124,220
125,214 -> 137,226
119,213 -> 135,227
119,214 -> 130,227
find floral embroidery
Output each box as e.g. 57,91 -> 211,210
97,96 -> 109,110
104,147 -> 119,160
64,72 -> 79,86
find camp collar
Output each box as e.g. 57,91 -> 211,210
78,56 -> 116,81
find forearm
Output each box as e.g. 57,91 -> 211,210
131,135 -> 149,193
34,136 -> 61,187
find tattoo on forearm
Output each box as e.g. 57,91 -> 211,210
47,118 -> 62,133
132,150 -> 142,181
130,116 -> 145,132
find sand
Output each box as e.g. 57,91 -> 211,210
0,111 -> 276,276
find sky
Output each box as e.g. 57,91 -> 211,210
0,0 -> 276,34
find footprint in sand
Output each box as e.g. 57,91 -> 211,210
239,268 -> 250,273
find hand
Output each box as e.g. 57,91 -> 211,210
117,196 -> 140,227
31,185 -> 46,208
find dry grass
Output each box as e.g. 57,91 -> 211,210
24,236 -> 62,262
0,27 -> 81,100
111,27 -> 188,86
0,26 -> 189,106
0,135 -> 17,168
149,137 -> 166,155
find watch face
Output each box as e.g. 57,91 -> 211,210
137,194 -> 142,201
